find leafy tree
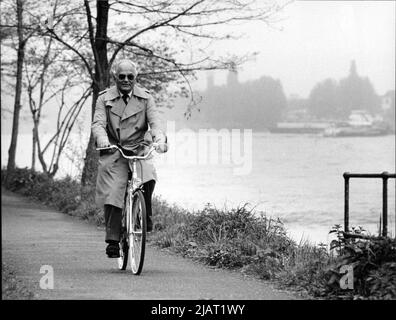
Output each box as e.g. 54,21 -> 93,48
2,0 -> 38,185
338,62 -> 381,116
190,73 -> 287,129
248,76 -> 287,128
307,61 -> 381,119
39,0 -> 288,193
308,78 -> 340,119
1,0 -> 92,177
2,0 -> 288,193
22,0 -> 91,177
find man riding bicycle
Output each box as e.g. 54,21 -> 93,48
92,59 -> 168,258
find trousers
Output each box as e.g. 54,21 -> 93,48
104,180 -> 155,243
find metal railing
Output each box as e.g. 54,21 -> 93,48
343,172 -> 396,238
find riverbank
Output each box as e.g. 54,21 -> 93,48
2,168 -> 395,299
2,133 -> 395,245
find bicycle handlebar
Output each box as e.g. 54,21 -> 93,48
96,143 -> 163,160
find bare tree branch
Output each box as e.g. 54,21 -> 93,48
109,0 -> 206,66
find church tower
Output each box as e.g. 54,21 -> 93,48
349,60 -> 358,78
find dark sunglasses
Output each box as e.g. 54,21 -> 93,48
118,74 -> 135,81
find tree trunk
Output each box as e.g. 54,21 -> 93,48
31,127 -> 36,171
6,0 -> 25,184
81,90 -> 99,188
81,0 -> 110,193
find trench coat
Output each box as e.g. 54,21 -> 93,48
92,84 -> 166,209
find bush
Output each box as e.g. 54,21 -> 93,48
3,168 -> 395,299
152,196 -> 192,232
151,203 -> 297,272
325,225 -> 396,299
1,168 -> 95,218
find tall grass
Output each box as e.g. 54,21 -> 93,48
151,201 -> 331,296
2,167 -> 395,299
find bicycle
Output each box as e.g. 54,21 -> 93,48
96,143 -> 161,275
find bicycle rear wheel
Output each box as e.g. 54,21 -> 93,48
128,189 -> 147,275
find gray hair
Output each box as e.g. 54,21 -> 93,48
112,59 -> 138,77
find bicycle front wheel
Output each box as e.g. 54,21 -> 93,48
128,189 -> 147,275
118,188 -> 131,270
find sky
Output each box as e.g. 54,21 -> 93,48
195,0 -> 396,98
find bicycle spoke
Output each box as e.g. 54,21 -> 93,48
128,190 -> 146,275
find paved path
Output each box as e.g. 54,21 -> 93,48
2,189 -> 299,300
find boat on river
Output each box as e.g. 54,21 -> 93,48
268,121 -> 332,134
323,110 -> 390,137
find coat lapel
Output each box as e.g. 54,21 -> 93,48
104,86 -> 124,118
102,85 -> 149,120
133,85 -> 149,100
121,85 -> 149,121
122,97 -> 143,120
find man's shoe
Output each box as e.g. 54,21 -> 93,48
106,241 -> 120,258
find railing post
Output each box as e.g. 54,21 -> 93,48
341,172 -> 395,239
344,172 -> 350,233
382,172 -> 388,237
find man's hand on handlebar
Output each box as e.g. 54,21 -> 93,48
97,136 -> 110,148
153,143 -> 168,153
153,134 -> 168,153
96,143 -> 167,160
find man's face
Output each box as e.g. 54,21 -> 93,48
115,63 -> 136,94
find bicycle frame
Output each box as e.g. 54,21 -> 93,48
129,158 -> 143,192
96,143 -> 161,274
96,142 -> 160,205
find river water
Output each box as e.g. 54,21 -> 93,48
2,131 -> 395,245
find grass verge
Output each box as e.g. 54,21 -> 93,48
2,167 -> 395,300
2,263 -> 36,300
